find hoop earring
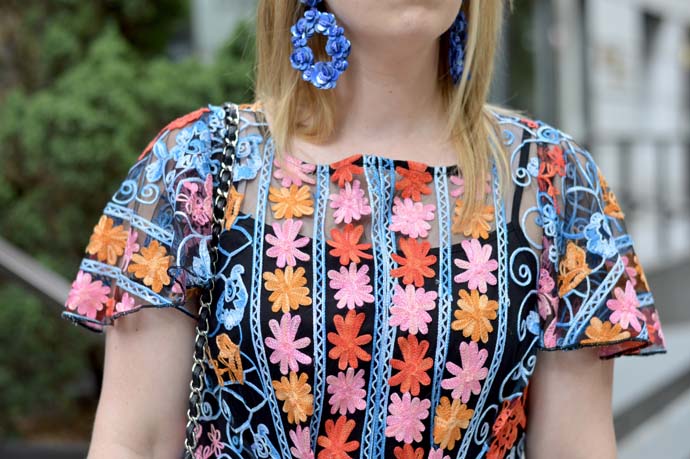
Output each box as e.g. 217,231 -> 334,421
448,10 -> 469,84
290,0 -> 351,90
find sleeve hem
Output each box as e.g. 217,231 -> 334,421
536,336 -> 667,360
61,301 -> 199,334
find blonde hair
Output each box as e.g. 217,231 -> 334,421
254,0 -> 512,226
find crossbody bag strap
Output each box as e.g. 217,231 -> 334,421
183,102 -> 239,458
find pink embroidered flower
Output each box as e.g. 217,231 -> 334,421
449,172 -> 492,198
327,262 -> 374,310
389,283 -> 437,334
122,229 -> 140,270
453,239 -> 498,293
536,268 -> 558,319
266,218 -> 311,267
177,174 -> 213,227
389,196 -> 436,238
329,179 -> 372,224
326,367 -> 367,415
274,152 -> 317,187
192,424 -> 215,459
265,313 -> 312,374
428,448 -> 451,459
66,271 -> 111,319
543,318 -> 558,348
385,392 -> 431,443
441,341 -> 488,403
606,280 -> 645,332
115,292 -> 136,313
207,424 -> 223,457
194,446 -> 212,459
621,255 -> 639,287
289,425 -> 314,459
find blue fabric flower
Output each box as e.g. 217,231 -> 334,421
315,12 -> 336,34
305,61 -> 338,90
290,46 -> 314,72
326,34 -> 351,61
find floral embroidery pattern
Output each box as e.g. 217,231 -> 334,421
266,219 -> 311,268
263,266 -> 312,313
61,104 -> 666,458
272,371 -> 314,424
453,239 -> 498,293
127,240 -> 172,293
441,341 -> 489,403
327,309 -> 373,370
86,215 -> 129,265
65,271 -> 110,319
265,313 -> 312,374
452,289 -> 499,343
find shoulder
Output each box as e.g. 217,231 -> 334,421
134,101 -> 265,191
488,108 -> 602,198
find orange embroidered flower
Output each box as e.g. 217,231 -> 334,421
207,333 -> 244,385
391,237 -> 437,288
520,118 -> 539,129
393,444 -> 425,459
395,161 -> 432,201
632,254 -> 650,291
432,396 -> 473,450
263,266 -> 312,313
331,154 -> 364,187
451,199 -> 495,239
224,184 -> 245,230
272,371 -> 314,424
317,415 -> 360,459
537,144 -> 566,209
104,297 -> 116,318
269,184 -> 314,219
86,215 -> 129,265
557,241 -> 592,297
452,289 -> 499,343
581,317 -> 631,345
327,309 -> 372,370
327,223 -> 373,265
127,240 -> 172,293
487,389 -> 528,459
388,334 -> 433,396
603,190 -> 624,220
598,170 -> 624,219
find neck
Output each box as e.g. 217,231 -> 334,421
328,35 -> 449,150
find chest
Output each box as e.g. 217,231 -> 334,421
197,139 -> 541,457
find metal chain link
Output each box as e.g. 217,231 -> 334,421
183,102 -> 239,458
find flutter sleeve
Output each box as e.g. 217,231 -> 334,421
61,105 -> 225,332
534,134 -> 667,358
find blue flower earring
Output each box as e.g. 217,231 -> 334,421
290,0 -> 351,90
448,10 -> 469,84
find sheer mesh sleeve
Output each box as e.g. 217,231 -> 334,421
61,106 -> 223,332
534,135 -> 667,358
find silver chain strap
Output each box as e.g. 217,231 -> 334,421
183,102 -> 239,458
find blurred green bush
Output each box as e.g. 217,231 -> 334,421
0,1 -> 256,439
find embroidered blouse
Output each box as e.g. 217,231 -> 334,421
61,101 -> 667,459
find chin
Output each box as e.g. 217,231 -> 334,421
328,0 -> 461,41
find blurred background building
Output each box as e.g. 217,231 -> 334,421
0,0 -> 688,457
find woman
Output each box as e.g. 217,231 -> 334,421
62,0 -> 667,458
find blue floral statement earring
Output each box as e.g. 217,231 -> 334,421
290,0 -> 351,90
448,10 -> 469,84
